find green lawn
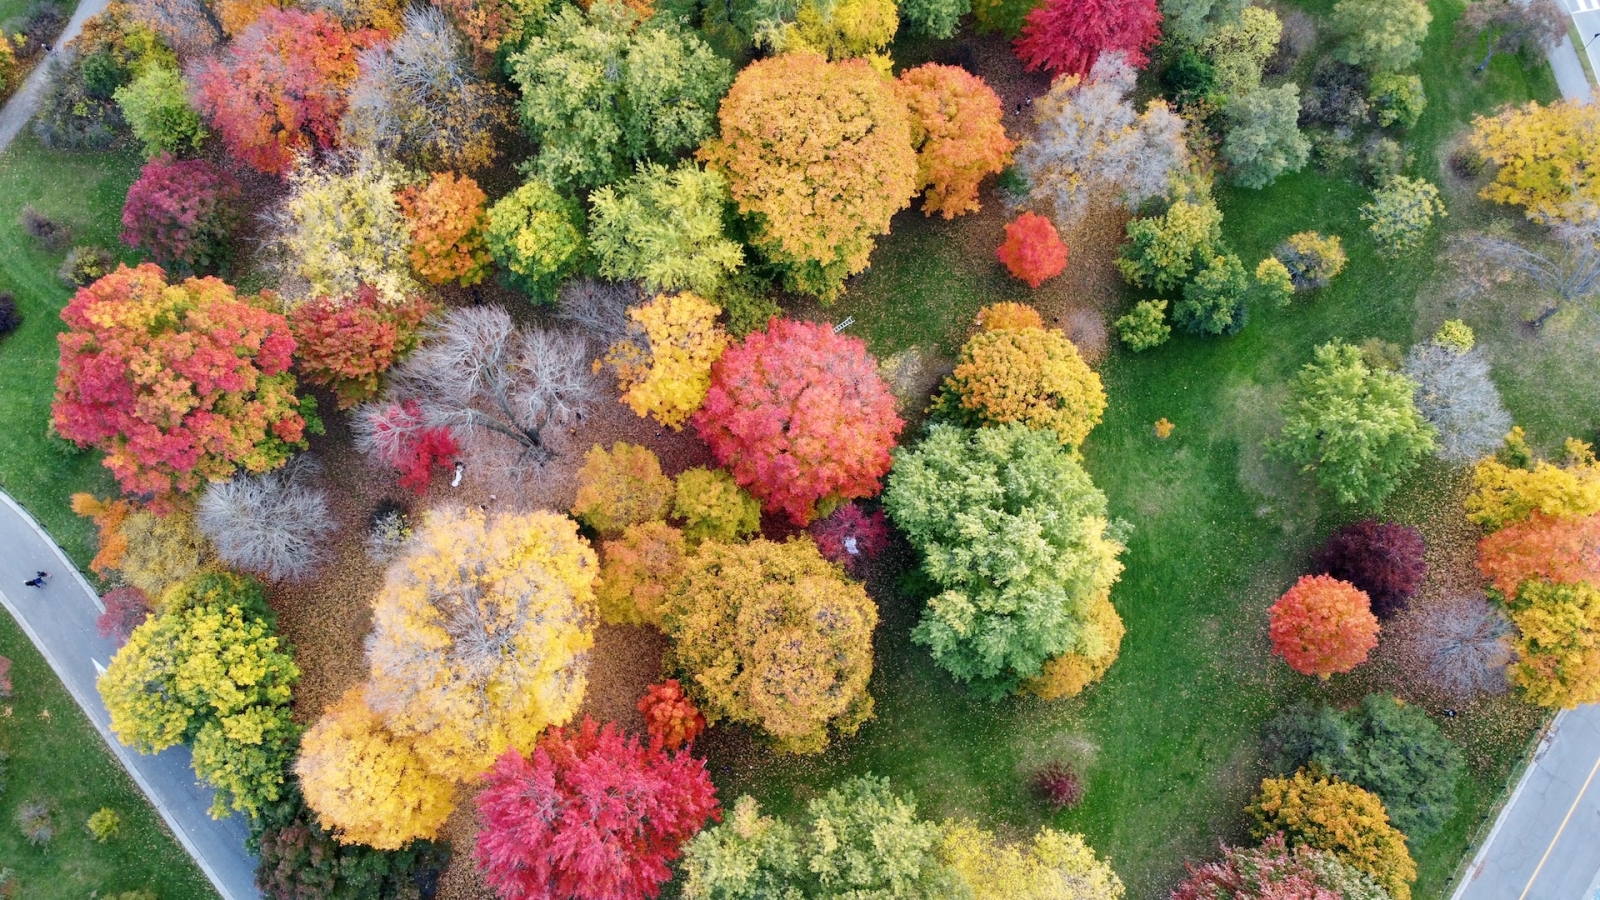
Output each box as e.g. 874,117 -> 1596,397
698,3 -> 1576,899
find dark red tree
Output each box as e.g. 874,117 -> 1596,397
1013,0 -> 1162,77
474,718 -> 720,900
808,502 -> 890,576
120,155 -> 240,276
354,399 -> 459,492
1033,761 -> 1083,810
97,586 -> 153,646
637,680 -> 706,750
1314,520 -> 1427,620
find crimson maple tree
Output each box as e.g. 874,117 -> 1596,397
1269,574 -> 1381,678
1013,0 -> 1162,77
355,399 -> 459,492
809,501 -> 890,576
192,8 -> 379,175
288,286 -> 434,407
120,155 -> 240,276
1313,520 -> 1428,620
52,263 -> 309,497
474,717 -> 720,900
692,318 -> 903,525
997,212 -> 1069,288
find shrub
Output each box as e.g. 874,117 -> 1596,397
596,522 -> 686,626
1369,72 -> 1425,128
940,320 -> 1106,448
289,288 -> 434,407
1404,344 -> 1512,465
86,807 -> 121,842
120,156 -> 240,275
1172,834 -> 1393,900
1314,520 -> 1427,619
398,172 -> 491,288
1251,257 -> 1295,308
1274,232 -> 1346,291
1269,574 -> 1380,677
352,399 -> 460,492
1249,770 -> 1417,900
1411,595 -> 1512,697
114,65 -> 206,158
808,502 -> 889,576
1360,135 -> 1406,186
1361,176 -> 1446,254
638,679 -> 706,749
672,467 -> 761,544
484,177 -> 585,302
0,294 -> 19,338
364,501 -> 412,561
19,204 -> 68,250
16,802 -> 52,846
1433,319 -> 1476,352
1033,762 -> 1083,810
572,443 -> 674,536
33,57 -> 123,150
197,457 -> 336,582
58,246 -> 116,287
996,212 -> 1068,287
1175,253 -> 1250,336
97,586 -> 152,647
601,292 -> 730,431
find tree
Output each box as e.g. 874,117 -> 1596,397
114,65 -> 205,158
1329,0 -> 1431,73
73,492 -> 133,576
97,586 -> 152,647
364,507 -> 596,781
1369,73 -> 1427,128
1402,343 -> 1512,464
939,821 -> 1124,900
1314,520 -> 1427,619
1116,199 -> 1223,291
1465,436 -> 1600,530
699,53 -> 916,301
1013,0 -> 1162,77
1267,694 -> 1465,837
191,8 -> 379,175
120,155 -> 240,275
1460,0 -> 1565,73
1411,595 -> 1514,697
198,457 -> 335,582
1160,0 -> 1246,44
596,522 -> 686,626
1479,512 -> 1600,597
428,0 -> 553,61
1269,575 -> 1380,677
1171,833 -> 1390,900
660,538 -> 878,754
1361,176 -> 1446,254
976,301 -> 1045,331
383,306 -> 599,473
1249,770 -> 1417,900
53,264 -> 309,497
1175,253 -> 1249,335
1471,100 -> 1600,224
1017,53 -> 1187,221
398,172 -> 492,288
289,287 -> 433,408
1024,590 -> 1124,700
755,0 -> 899,63
1222,84 -> 1310,189
1462,219 -> 1600,329
99,571 -> 300,818
270,152 -> 420,305
342,6 -> 509,174
638,680 -> 706,749
295,686 -> 456,849
510,1 -> 733,192
996,212 -> 1069,287
896,64 -> 1014,219
899,0 -> 969,38
1505,578 -> 1600,707
1274,232 -> 1347,292
115,507 -> 215,599
884,424 -> 1125,696
353,399 -> 461,491
939,318 -> 1106,449
1198,6 -> 1281,98
1116,300 -> 1171,351
672,467 -> 761,544
254,797 -> 445,900
572,443 -> 675,536
808,502 -> 890,577
678,795 -> 805,900
475,718 -> 721,900
484,177 -> 586,302
601,292 -> 730,431
691,319 -> 901,525
589,163 -> 744,298
1275,341 -> 1436,509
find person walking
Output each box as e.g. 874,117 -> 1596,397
23,571 -> 47,587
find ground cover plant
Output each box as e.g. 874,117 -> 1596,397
0,1 -> 1589,900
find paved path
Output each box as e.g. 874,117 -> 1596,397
1545,29 -> 1593,102
1453,704 -> 1600,900
1561,0 -> 1600,98
0,0 -> 112,153
0,491 -> 259,900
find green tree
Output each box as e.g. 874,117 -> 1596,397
1361,176 -> 1446,255
114,65 -> 206,158
1330,0 -> 1432,73
900,0 -> 970,38
485,177 -> 586,301
1115,299 -> 1171,351
1116,198 -> 1223,291
884,424 -> 1126,697
1223,83 -> 1311,189
1275,341 -> 1437,509
1175,252 -> 1249,335
1369,73 -> 1426,128
588,162 -> 743,297
1161,0 -> 1247,44
1199,6 -> 1281,97
508,0 -> 732,191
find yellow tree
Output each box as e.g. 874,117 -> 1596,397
660,538 -> 878,754
296,686 -> 456,849
1470,98 -> 1600,223
1025,591 -> 1125,701
572,442 -> 675,536
596,521 -> 686,626
1505,578 -> 1600,708
1249,770 -> 1417,900
939,821 -> 1125,900
364,507 -> 596,782
1466,435 -> 1600,530
602,293 -> 729,430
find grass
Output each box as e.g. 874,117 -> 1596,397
697,2 -> 1579,899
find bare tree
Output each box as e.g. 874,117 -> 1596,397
1404,344 -> 1513,464
197,456 -> 336,582
384,306 -> 600,476
129,0 -> 226,55
1410,595 -> 1513,698
554,277 -> 640,343
1464,217 -> 1600,328
1015,52 -> 1188,223
1460,0 -> 1567,73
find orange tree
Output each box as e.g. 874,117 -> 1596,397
996,212 -> 1069,288
1249,769 -> 1417,900
699,52 -> 915,301
1478,512 -> 1600,598
895,63 -> 1013,219
288,287 -> 434,408
398,172 -> 492,287
595,521 -> 686,626
1268,575 -> 1380,678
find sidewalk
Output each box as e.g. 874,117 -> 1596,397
1545,31 -> 1593,103
0,0 -> 112,153
0,491 -> 260,900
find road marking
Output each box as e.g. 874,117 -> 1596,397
1517,747 -> 1600,900
1576,0 -> 1600,14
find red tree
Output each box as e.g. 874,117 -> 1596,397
288,287 -> 434,408
1313,520 -> 1428,620
809,501 -> 890,576
692,319 -> 903,525
637,680 -> 705,750
997,211 -> 1068,288
1171,834 -> 1343,900
1269,574 -> 1380,678
1479,512 -> 1600,598
1013,0 -> 1162,77
354,399 -> 459,492
191,8 -> 379,175
52,264 -> 307,497
97,586 -> 152,646
474,718 -> 720,900
120,156 -> 240,276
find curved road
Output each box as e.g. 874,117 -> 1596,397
0,492 -> 258,900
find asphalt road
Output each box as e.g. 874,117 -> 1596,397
0,492 -> 259,900
1563,0 -> 1600,92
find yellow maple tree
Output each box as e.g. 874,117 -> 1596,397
1249,769 -> 1417,900
939,820 -> 1124,900
602,293 -> 729,431
1470,98 -> 1600,223
942,310 -> 1107,450
1506,578 -> 1600,708
1466,436 -> 1600,531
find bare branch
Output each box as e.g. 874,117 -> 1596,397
197,456 -> 336,582
1403,344 -> 1513,464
